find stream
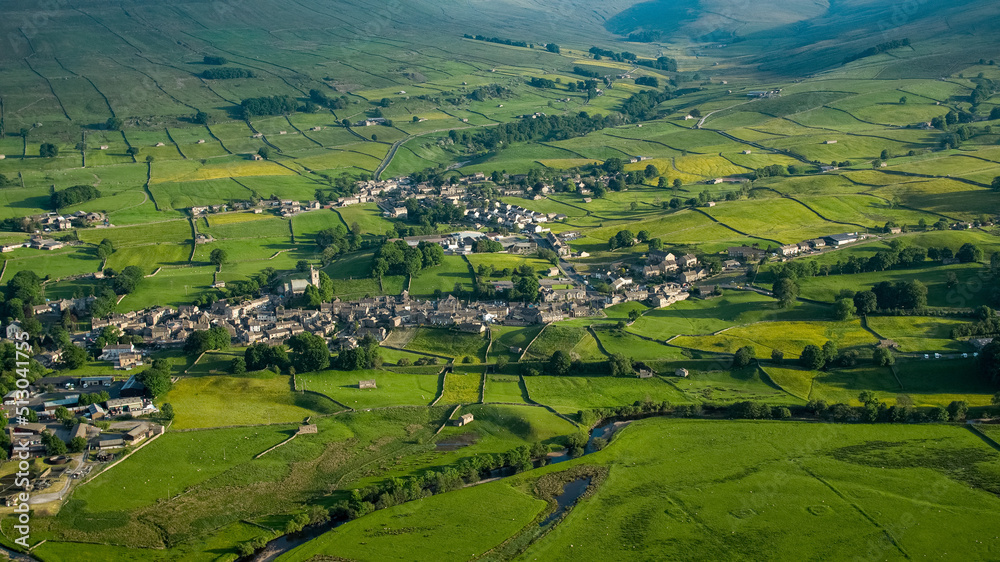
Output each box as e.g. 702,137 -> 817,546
249,420 -> 624,561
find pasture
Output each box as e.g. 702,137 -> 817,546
522,419 -> 1000,561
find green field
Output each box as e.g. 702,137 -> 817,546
279,482 -> 546,562
521,419 -> 1000,560
164,369 -> 341,429
406,328 -> 488,361
299,369 -> 440,408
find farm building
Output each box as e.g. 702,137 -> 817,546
454,413 -> 474,426
359,379 -> 377,389
824,233 -> 859,246
675,368 -> 689,378
98,438 -> 125,450
106,396 -> 144,414
80,376 -> 113,388
637,368 -> 654,379
297,424 -> 318,434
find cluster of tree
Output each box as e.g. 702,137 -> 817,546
634,76 -> 659,88
287,332 -> 330,373
527,77 -> 556,89
626,30 -> 662,42
842,38 -> 910,64
78,391 -> 111,406
372,239 -> 444,279
728,401 -> 792,420
619,87 -> 675,121
473,239 -> 503,253
137,358 -> 172,398
546,43 -> 560,54
184,326 -> 231,356
0,341 -> 44,404
308,89 -> 349,110
201,67 -> 255,79
463,34 -> 528,48
96,238 -> 114,260
218,267 -> 279,301
109,265 -> 146,295
39,143 -> 58,158
50,184 -> 101,209
634,56 -> 678,72
465,84 -> 513,102
952,306 -> 1000,339
334,334 -> 381,371
589,46 -> 636,62
244,342 -> 290,372
977,339 -> 1000,386
608,229 -> 636,250
798,340 -> 893,371
203,55 -> 228,65
806,393 -> 967,423
402,198 -> 464,227
506,264 -> 541,303
315,224 -> 360,264
971,77 -> 996,106
239,95 -> 298,118
0,173 -> 14,187
329,441 -> 544,524
573,66 -> 602,78
751,164 -> 788,180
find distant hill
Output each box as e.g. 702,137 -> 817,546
605,0 -> 1000,77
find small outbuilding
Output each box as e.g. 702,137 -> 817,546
454,413 -> 474,426
359,379 -> 377,389
675,368 -> 689,378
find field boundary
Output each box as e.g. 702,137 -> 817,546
434,404 -> 461,435
520,323 -> 549,362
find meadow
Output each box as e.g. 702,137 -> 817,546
521,419 -> 1000,561
4,1 -> 1000,558
164,368 -> 341,429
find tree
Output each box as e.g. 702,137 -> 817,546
161,402 -> 175,421
947,400 -> 968,422
873,348 -> 895,367
138,364 -> 172,397
602,157 -> 624,174
39,143 -> 59,158
549,350 -> 571,376
495,355 -> 509,371
992,392 -> 1000,407
230,357 -> 247,374
608,353 -> 634,377
800,345 -> 824,370
184,326 -> 231,355
96,238 -> 115,260
69,436 -> 88,453
106,117 -> 123,131
45,434 -> 67,456
834,298 -> 855,320
258,146 -> 271,159
732,346 -> 754,369
209,248 -> 229,266
853,290 -> 878,315
287,332 -> 330,373
644,164 -> 659,178
193,110 -> 209,124
899,96 -> 907,105
957,242 -> 983,263
61,344 -> 88,369
772,277 -> 799,308
546,43 -> 560,53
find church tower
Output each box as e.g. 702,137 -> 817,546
310,266 -> 320,287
